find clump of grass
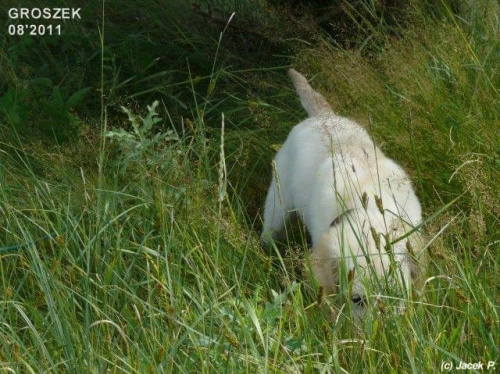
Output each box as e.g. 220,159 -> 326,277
0,100 -> 274,371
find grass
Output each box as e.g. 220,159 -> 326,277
0,0 -> 499,372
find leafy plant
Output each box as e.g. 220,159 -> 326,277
104,100 -> 179,175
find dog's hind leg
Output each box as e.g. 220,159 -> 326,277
261,178 -> 290,244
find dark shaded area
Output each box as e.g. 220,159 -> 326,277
1,0 -> 452,143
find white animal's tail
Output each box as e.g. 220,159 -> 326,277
288,68 -> 333,117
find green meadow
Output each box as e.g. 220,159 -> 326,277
0,1 -> 498,372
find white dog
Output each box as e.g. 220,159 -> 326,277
261,69 -> 426,317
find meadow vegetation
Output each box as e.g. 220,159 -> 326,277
0,0 -> 498,372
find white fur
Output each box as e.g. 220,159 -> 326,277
261,69 -> 426,316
